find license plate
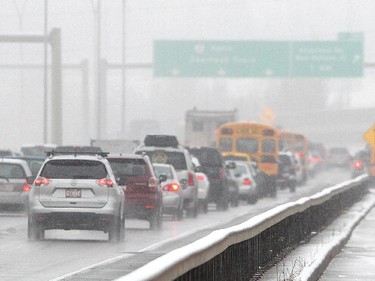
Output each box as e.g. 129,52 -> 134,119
65,189 -> 81,198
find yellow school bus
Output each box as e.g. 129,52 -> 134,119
215,122 -> 279,196
279,130 -> 308,181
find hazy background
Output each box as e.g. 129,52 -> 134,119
1,0 -> 375,152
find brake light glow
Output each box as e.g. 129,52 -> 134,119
148,177 -> 158,191
188,172 -> 195,186
34,177 -> 52,186
353,160 -> 363,169
162,183 -> 180,192
22,180 -> 31,192
296,152 -> 303,158
309,157 -> 321,163
96,178 -> 114,187
242,178 -> 251,185
197,175 -> 205,181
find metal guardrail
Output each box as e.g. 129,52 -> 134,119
118,175 -> 369,281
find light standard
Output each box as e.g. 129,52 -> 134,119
91,0 -> 102,139
121,0 -> 127,136
43,0 -> 48,143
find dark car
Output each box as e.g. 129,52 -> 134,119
188,147 -> 230,211
351,149 -> 370,178
107,154 -> 163,230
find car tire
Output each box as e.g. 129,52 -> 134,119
109,216 -> 122,243
175,202 -> 184,221
247,195 -> 258,205
200,199 -> 208,214
28,217 -> 44,241
186,198 -> 199,218
150,208 -> 162,230
289,181 -> 296,193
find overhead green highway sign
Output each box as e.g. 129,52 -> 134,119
153,37 -> 363,78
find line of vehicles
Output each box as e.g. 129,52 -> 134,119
0,121 -> 368,242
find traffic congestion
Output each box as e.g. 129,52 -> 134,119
0,122 -> 366,242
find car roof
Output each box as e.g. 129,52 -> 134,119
47,154 -> 107,161
0,158 -> 29,164
5,156 -> 45,161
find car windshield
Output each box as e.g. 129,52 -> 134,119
108,158 -> 148,177
0,163 -> 25,179
153,165 -> 173,180
40,160 -> 107,179
138,151 -> 187,170
233,164 -> 247,176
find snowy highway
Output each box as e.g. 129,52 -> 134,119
0,168 -> 351,281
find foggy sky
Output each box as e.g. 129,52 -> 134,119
1,0 -> 375,152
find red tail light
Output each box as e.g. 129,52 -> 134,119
22,179 -> 31,191
353,160 -> 363,169
162,183 -> 180,192
148,177 -> 158,191
242,178 -> 251,185
309,157 -> 321,163
97,178 -> 114,187
188,172 -> 195,186
219,168 -> 224,179
296,152 -> 303,158
34,177 -> 52,186
197,174 -> 205,181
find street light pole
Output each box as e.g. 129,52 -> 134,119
121,0 -> 126,136
43,0 -> 48,143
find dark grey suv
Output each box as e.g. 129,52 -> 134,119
27,152 -> 125,242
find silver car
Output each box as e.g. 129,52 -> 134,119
27,153 -> 125,242
227,160 -> 259,204
0,158 -> 33,209
153,163 -> 184,220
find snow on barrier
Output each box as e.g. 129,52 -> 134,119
117,175 -> 369,281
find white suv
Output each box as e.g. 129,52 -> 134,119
27,151 -> 125,242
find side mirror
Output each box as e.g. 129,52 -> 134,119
117,176 -> 127,186
194,166 -> 202,173
26,176 -> 36,185
158,174 -> 167,183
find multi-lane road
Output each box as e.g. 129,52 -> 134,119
0,169 -> 351,281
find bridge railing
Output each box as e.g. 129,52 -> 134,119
118,175 -> 369,281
